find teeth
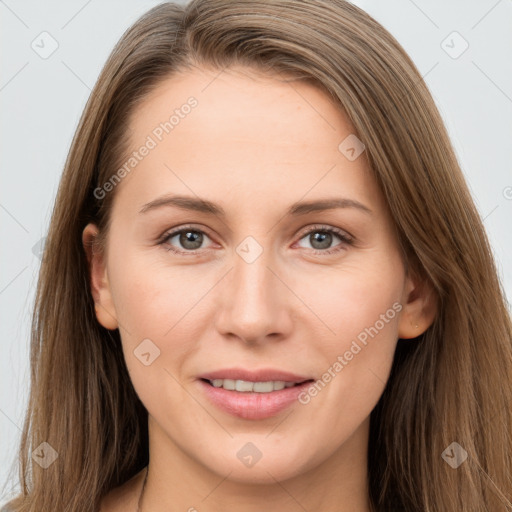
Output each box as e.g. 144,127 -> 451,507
236,380 -> 254,392
209,379 -> 299,393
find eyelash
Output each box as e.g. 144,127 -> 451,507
158,224 -> 354,256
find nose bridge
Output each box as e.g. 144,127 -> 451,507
216,238 -> 286,342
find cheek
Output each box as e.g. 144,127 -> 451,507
314,285 -> 400,400
298,254 -> 403,417
107,248 -> 206,371
108,244 -> 195,333
109,256 -> 197,417
105,249 -> 170,370
302,256 -> 403,348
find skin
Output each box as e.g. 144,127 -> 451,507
83,65 -> 436,512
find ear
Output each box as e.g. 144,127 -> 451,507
82,223 -> 119,330
397,268 -> 437,339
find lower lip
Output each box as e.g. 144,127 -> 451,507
198,379 -> 313,420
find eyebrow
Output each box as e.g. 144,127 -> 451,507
139,194 -> 373,217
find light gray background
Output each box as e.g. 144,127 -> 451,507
1,0 -> 511,504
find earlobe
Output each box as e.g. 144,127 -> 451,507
397,270 -> 437,339
82,223 -> 119,330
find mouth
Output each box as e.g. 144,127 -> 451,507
197,370 -> 315,420
200,378 -> 313,393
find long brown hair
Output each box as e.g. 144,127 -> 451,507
4,1 -> 512,510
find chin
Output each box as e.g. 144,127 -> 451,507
198,443 -> 314,485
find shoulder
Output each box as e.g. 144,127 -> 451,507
99,468 -> 147,512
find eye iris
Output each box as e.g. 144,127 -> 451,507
310,231 -> 332,250
180,231 -> 203,250
173,229 -> 339,251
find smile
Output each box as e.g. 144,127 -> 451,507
206,378 -> 308,393
198,374 -> 315,420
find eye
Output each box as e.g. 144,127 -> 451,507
296,225 -> 353,255
158,224 -> 354,256
159,225 -> 214,254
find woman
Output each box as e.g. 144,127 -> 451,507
4,0 -> 512,511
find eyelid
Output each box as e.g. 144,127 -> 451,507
293,224 -> 354,255
296,223 -> 354,243
158,224 -> 217,251
158,223 -> 355,255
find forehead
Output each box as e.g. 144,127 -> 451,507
130,65 -> 351,141
113,65 -> 384,218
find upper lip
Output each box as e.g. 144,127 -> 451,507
198,368 -> 313,383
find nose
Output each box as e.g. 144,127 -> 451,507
214,243 -> 293,345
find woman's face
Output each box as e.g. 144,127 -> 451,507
85,65 -> 426,486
